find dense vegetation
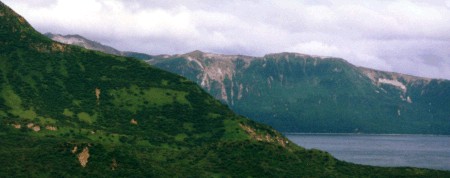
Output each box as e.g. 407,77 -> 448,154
1,2 -> 449,177
150,52 -> 450,134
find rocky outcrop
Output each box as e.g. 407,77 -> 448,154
45,126 -> 57,131
78,147 -> 90,168
240,124 -> 287,147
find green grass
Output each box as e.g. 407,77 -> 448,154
63,108 -> 74,117
15,109 -> 37,120
2,85 -> 22,109
183,122 -> 194,131
110,85 -> 189,113
175,133 -> 188,141
77,112 -> 96,124
37,116 -> 57,125
222,119 -> 248,141
207,112 -> 221,119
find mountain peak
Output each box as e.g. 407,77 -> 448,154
0,2 -> 33,36
183,50 -> 205,58
45,33 -> 121,55
0,1 -> 20,20
0,2 -> 50,45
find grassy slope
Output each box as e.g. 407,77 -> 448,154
0,2 -> 449,177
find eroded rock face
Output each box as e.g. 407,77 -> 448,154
45,126 -> 57,131
111,159 -> 118,170
27,123 -> 34,128
78,147 -> 90,168
72,146 -> 78,154
32,125 -> 40,132
95,88 -> 101,104
130,119 -> 138,125
12,124 -> 21,129
239,124 -> 287,147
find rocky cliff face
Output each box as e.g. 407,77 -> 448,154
149,51 -> 450,134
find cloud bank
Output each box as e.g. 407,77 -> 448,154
3,0 -> 450,79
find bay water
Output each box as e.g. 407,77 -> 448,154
286,133 -> 450,171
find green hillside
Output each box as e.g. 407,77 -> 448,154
1,2 -> 449,177
149,51 -> 450,134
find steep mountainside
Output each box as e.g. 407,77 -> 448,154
148,51 -> 450,134
45,33 -> 154,60
4,2 -> 449,177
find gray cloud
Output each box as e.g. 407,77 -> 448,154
3,0 -> 450,79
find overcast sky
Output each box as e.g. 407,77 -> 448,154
3,0 -> 450,79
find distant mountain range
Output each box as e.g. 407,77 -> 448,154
149,51 -> 450,134
45,30 -> 450,135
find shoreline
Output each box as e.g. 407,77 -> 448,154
283,132 -> 450,137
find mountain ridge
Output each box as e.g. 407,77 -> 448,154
45,32 -> 154,60
44,33 -> 122,56
149,50 -> 450,134
44,32 -> 448,81
43,32 -> 450,134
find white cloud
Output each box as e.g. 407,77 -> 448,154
3,0 -> 450,79
288,41 -> 341,57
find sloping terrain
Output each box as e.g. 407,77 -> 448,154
45,32 -> 154,60
1,2 -> 449,177
148,51 -> 450,134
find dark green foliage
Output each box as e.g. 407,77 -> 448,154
0,2 -> 449,177
122,51 -> 154,60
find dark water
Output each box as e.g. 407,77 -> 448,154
286,133 -> 450,171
